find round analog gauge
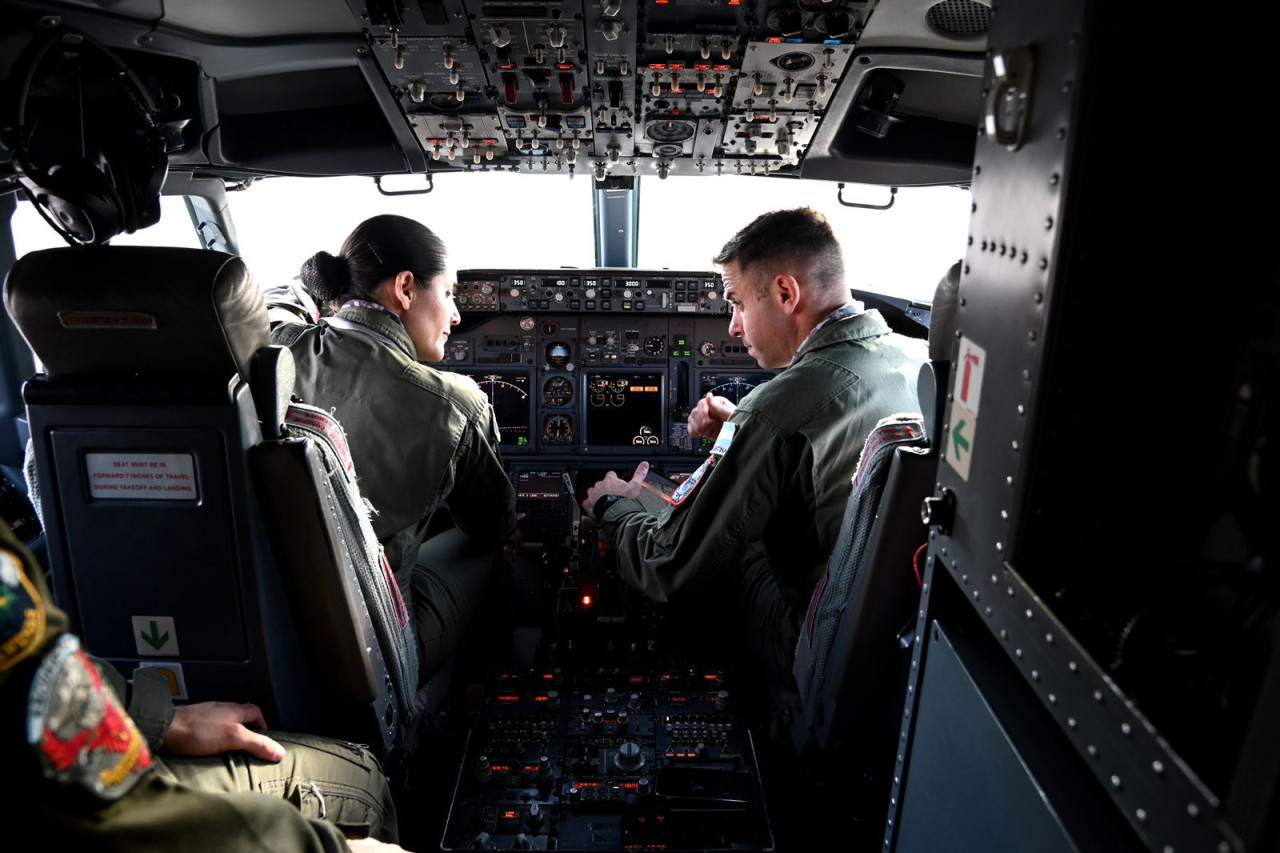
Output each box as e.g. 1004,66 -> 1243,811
546,341 -> 570,368
766,8 -> 805,36
612,377 -> 629,391
589,376 -> 610,395
815,11 -> 852,37
519,316 -> 536,331
543,375 -> 574,407
543,414 -> 573,444
645,119 -> 696,143
644,335 -> 665,356
772,51 -> 816,72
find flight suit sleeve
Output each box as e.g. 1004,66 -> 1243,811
443,401 -> 518,545
601,409 -> 797,602
92,656 -> 176,751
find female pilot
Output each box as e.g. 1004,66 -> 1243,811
273,214 -> 517,678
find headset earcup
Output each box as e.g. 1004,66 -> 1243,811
9,28 -> 166,244
17,156 -> 126,245
129,139 -> 167,232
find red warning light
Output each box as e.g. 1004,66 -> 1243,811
503,810 -> 519,819
582,595 -> 593,607
766,37 -> 784,43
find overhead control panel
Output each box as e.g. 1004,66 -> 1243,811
346,0 -> 871,179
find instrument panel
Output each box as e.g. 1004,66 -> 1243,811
444,268 -> 775,458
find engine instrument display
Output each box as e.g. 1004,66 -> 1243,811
583,372 -> 664,450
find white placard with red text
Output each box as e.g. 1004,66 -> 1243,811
86,453 -> 199,500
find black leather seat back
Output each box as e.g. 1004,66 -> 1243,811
792,414 -> 929,751
5,246 -> 403,750
786,263 -> 964,837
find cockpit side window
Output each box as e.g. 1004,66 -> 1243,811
10,194 -> 203,259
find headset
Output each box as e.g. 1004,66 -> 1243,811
6,27 -> 168,245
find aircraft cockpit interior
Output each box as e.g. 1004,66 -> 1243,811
0,0 -> 1276,851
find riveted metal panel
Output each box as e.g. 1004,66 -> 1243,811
889,0 -> 1279,848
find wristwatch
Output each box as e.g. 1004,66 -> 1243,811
592,494 -> 625,521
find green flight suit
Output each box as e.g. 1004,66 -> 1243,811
0,522 -> 393,851
601,310 -> 926,679
273,304 -> 517,675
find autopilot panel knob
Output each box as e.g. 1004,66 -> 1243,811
613,741 -> 646,773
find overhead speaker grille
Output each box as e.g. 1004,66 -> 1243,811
925,0 -> 992,37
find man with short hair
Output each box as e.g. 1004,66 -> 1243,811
583,208 -> 926,679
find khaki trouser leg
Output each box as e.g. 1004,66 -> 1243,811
156,730 -> 399,842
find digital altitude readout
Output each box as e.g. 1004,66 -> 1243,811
583,372 -> 664,449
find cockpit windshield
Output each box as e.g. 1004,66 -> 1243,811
12,175 -> 970,303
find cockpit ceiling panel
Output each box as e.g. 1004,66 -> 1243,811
162,0 -> 361,37
0,0 -> 985,183
857,0 -> 990,51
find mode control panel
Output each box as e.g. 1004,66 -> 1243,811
458,269 -> 727,315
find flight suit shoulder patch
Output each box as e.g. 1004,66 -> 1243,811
0,547 -> 46,671
670,457 -> 711,506
27,634 -> 153,800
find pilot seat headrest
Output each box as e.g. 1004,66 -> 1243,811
3,246 -> 269,382
928,260 -> 962,363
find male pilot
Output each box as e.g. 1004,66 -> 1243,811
583,208 -> 926,680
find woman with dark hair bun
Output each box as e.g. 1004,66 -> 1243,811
273,214 -> 517,678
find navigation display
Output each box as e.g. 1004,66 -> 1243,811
582,372 -> 664,450
457,371 -> 531,449
699,373 -> 773,405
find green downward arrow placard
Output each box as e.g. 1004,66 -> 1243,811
131,615 -> 179,656
141,621 -> 169,650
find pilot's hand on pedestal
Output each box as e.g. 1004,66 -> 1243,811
161,701 -> 286,762
688,393 -> 736,439
582,462 -> 649,515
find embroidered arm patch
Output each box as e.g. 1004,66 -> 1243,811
1,548 -> 46,672
27,634 -> 153,800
